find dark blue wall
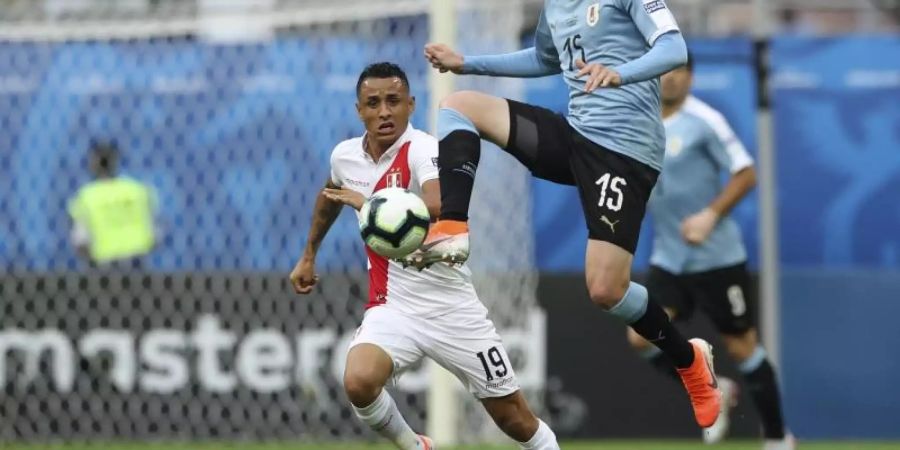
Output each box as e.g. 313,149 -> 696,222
771,36 -> 900,439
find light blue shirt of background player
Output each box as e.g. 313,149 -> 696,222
649,94 -> 755,274
460,0 -> 687,171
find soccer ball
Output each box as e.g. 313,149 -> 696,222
359,187 -> 430,259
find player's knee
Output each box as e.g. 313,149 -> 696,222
343,369 -> 383,407
587,281 -> 628,309
439,90 -> 480,115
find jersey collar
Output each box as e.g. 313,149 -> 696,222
663,111 -> 682,126
663,95 -> 695,126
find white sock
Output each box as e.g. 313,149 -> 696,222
353,389 -> 421,450
519,420 -> 560,450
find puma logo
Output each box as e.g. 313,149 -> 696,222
600,215 -> 619,233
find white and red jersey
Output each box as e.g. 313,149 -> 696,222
329,124 -> 485,318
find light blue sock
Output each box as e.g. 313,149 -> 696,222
437,107 -> 477,140
608,282 -> 649,324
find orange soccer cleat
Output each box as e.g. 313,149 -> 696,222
677,338 -> 723,428
402,220 -> 469,270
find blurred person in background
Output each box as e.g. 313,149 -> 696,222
626,54 -> 794,450
68,140 -> 158,267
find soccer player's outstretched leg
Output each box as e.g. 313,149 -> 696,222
291,62 -> 560,450
627,56 -> 795,449
412,0 -> 720,428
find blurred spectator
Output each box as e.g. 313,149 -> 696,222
67,141 -> 158,266
779,8 -> 821,34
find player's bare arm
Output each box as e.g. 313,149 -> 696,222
290,179 -> 343,294
681,166 -> 757,245
708,166 -> 757,217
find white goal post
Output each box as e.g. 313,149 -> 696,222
426,0 -> 460,445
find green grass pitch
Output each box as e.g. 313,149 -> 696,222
5,441 -> 898,450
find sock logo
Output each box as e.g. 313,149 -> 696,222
453,162 -> 478,179
647,330 -> 666,343
374,414 -> 393,431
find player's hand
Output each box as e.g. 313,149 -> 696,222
681,208 -> 719,245
424,43 -> 464,74
322,187 -> 366,211
575,59 -> 622,92
290,256 -> 319,295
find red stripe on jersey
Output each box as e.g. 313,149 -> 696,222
365,141 -> 412,309
365,246 -> 390,307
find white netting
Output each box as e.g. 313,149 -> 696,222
0,0 -> 543,444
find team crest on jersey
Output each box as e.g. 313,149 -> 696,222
666,136 -> 683,157
385,168 -> 403,187
586,3 -> 601,27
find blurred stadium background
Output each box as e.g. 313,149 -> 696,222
0,0 -> 897,448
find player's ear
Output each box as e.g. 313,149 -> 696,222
355,101 -> 364,120
408,95 -> 416,113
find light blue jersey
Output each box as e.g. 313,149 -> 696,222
540,0 -> 680,170
649,96 -> 754,274
463,0 -> 685,171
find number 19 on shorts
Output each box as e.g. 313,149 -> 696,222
476,346 -> 508,381
596,173 -> 627,211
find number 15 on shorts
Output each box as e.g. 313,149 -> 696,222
596,172 -> 626,211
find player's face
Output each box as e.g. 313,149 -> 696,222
661,66 -> 692,106
356,77 -> 415,147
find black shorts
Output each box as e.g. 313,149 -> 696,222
646,263 -> 755,335
504,99 -> 659,253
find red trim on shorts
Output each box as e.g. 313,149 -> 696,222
365,141 -> 412,309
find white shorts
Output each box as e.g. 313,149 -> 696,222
348,305 -> 520,399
